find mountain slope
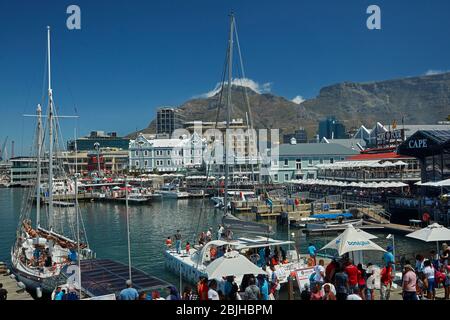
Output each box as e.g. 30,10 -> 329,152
130,72 -> 450,138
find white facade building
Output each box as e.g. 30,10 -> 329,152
129,133 -> 205,173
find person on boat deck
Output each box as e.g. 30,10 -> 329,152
217,246 -> 226,259
68,248 -> 77,262
217,224 -> 224,240
33,247 -> 41,265
44,254 -> 52,268
119,280 -> 139,300
206,228 -> 213,242
185,242 -> 191,255
174,230 -> 182,254
307,243 -> 317,265
257,248 -> 266,267
165,236 -> 172,249
198,232 -> 206,246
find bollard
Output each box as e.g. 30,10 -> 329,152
36,286 -> 43,298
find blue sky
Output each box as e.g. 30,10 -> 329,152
1,0 -> 450,155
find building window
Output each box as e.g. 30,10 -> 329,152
284,174 -> 289,181
273,160 -> 278,166
274,174 -> 278,182
284,159 -> 289,166
144,160 -> 148,167
144,150 -> 148,156
167,160 -> 171,166
135,151 -> 138,156
135,160 -> 139,167
296,159 -> 301,170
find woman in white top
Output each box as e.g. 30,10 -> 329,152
423,260 -> 435,300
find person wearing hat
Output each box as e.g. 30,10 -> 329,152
441,243 -> 449,266
402,264 -> 418,301
383,245 -> 395,269
119,279 -> 139,300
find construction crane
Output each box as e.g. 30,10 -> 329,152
0,136 -> 8,161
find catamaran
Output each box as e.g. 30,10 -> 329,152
10,27 -> 94,295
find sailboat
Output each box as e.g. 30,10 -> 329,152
10,27 -> 94,296
164,13 -> 303,287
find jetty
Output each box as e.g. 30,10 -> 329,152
0,262 -> 34,300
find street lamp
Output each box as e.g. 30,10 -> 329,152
386,233 -> 395,263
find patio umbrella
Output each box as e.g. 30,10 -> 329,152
406,223 -> 450,253
319,224 -> 385,256
205,251 -> 266,280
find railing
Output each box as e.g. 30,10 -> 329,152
346,199 -> 392,223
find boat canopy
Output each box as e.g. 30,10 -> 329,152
310,213 -> 353,220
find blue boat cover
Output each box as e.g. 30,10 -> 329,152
310,213 -> 353,219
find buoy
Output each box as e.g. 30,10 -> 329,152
36,286 -> 43,298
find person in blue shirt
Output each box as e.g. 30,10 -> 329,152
119,280 -> 139,300
383,246 -> 395,268
54,287 -> 65,300
68,248 -> 77,262
308,243 -> 317,265
257,274 -> 269,300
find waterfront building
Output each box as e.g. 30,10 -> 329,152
67,131 -> 130,151
318,116 -> 347,140
353,122 -> 450,148
61,148 -> 129,175
156,107 -> 185,135
398,130 -> 450,182
184,119 -> 261,181
268,140 -> 358,183
9,157 -> 49,186
128,133 -> 206,173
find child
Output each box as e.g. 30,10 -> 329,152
165,236 -> 172,249
186,242 -> 191,254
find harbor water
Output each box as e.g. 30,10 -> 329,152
0,188 -> 435,288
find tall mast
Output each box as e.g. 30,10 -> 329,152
224,13 -> 234,216
125,176 -> 132,282
36,104 -> 42,228
47,26 -> 54,230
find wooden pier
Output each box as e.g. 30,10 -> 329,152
365,221 -> 419,235
0,262 -> 34,300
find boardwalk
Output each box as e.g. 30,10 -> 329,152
0,262 -> 34,300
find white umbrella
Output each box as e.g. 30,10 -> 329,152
205,251 -> 266,279
406,223 -> 450,253
320,224 -> 385,256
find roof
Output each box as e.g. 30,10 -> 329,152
346,152 -> 410,161
279,143 -> 359,157
398,130 -> 450,158
321,138 -> 366,149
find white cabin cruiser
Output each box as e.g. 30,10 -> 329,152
164,236 -> 302,285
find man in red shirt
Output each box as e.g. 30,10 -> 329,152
344,260 -> 359,294
380,262 -> 393,300
197,277 -> 209,300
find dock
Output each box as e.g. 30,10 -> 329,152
302,225 -> 385,235
365,221 -> 419,235
0,262 -> 34,300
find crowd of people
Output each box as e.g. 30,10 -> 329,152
301,242 -> 450,301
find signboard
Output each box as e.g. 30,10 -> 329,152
376,129 -> 404,147
407,138 -> 428,149
295,267 -> 315,292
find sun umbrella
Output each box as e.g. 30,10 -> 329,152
406,223 -> 450,253
319,224 -> 385,256
205,250 -> 267,279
